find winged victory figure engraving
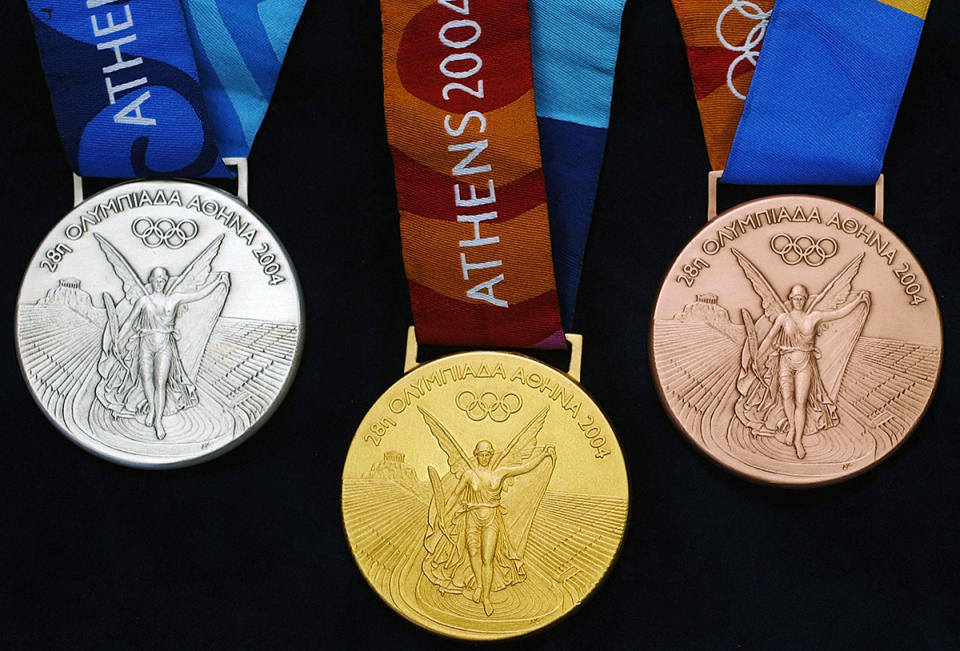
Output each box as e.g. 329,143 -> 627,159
94,234 -> 230,440
417,406 -> 556,616
732,248 -> 871,459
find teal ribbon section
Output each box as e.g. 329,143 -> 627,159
724,0 -> 928,185
530,0 -> 626,329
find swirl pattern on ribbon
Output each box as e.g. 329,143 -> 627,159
132,217 -> 199,249
770,233 -> 838,267
716,1 -> 771,100
456,391 -> 522,422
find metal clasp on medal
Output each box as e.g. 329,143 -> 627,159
72,157 -> 250,206
403,326 -> 585,382
707,170 -> 885,223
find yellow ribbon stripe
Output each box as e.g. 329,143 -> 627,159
877,0 -> 930,19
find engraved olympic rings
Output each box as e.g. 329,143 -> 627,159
770,233 -> 839,267
716,1 -> 771,100
132,217 -> 199,249
456,391 -> 522,422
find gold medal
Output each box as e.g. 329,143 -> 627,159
651,177 -> 942,485
355,0 -> 630,635
342,334 -> 628,640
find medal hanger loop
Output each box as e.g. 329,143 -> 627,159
707,170 -> 885,224
222,158 -> 249,205
403,326 -> 584,382
72,157 -> 250,207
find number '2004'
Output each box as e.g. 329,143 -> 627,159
893,262 -> 926,306
252,243 -> 286,286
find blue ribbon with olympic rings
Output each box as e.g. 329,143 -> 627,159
723,0 -> 931,185
25,0 -> 306,179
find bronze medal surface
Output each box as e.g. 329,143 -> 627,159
342,351 -> 629,640
651,196 -> 942,486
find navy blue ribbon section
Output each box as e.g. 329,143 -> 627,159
530,0 -> 626,330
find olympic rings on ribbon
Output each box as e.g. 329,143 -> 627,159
716,1 -> 771,100
770,233 -> 838,267
456,391 -> 522,422
132,217 -> 199,249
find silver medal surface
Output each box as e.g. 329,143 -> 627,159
16,180 -> 304,467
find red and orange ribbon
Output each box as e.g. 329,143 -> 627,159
381,0 -> 564,349
672,0 -> 774,170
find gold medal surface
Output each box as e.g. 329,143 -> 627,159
652,196 -> 942,486
342,351 -> 629,640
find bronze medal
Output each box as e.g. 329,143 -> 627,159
651,188 -> 942,485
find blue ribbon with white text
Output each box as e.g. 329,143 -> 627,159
26,0 -> 306,179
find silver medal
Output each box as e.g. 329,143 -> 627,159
16,179 -> 303,467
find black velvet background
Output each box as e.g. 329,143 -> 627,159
3,1 -> 959,648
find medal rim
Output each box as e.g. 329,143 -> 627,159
341,348 -> 631,640
649,194 -> 943,487
15,178 -> 306,469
